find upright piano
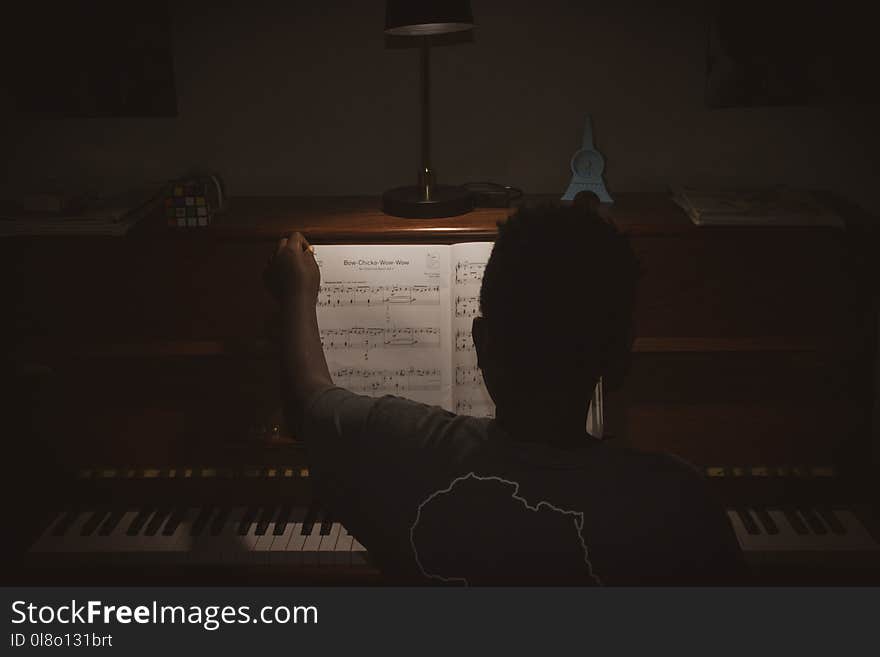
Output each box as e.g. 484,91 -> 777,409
3,193 -> 878,584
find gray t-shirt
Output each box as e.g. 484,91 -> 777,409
303,387 -> 745,585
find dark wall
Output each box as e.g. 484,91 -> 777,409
3,0 -> 879,212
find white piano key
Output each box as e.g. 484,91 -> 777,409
235,516 -> 263,564
190,508 -> 247,564
32,511 -> 102,561
318,523 -> 342,565
83,508 -> 188,563
75,510 -> 111,553
254,526 -> 277,549
351,536 -> 368,566
267,522 -> 298,564
253,520 -> 280,564
301,522 -> 324,565
776,509 -> 835,551
60,512 -> 96,555
149,512 -> 184,562
334,526 -> 355,566
818,510 -> 880,551
218,508 -> 252,564
108,509 -> 155,564
138,510 -> 172,554
99,511 -> 144,563
160,508 -> 197,562
84,510 -> 126,554
187,507 -> 223,561
89,510 -> 129,550
30,512 -> 75,554
283,522 -> 310,565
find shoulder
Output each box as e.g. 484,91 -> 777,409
598,444 -> 703,478
370,395 -> 492,454
368,393 -> 486,431
590,444 -> 711,501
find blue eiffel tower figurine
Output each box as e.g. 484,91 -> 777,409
561,115 -> 613,203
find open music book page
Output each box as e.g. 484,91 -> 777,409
314,243 -> 599,432
449,242 -> 495,418
315,245 -> 453,409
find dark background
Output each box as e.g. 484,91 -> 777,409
2,0 -> 878,213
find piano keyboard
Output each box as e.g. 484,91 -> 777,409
30,507 -> 369,566
30,504 -> 878,572
727,507 -> 879,552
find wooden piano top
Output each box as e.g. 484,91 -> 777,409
3,191 -> 875,353
129,192 -> 862,242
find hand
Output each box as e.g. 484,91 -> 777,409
263,232 -> 320,304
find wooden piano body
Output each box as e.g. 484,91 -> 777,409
2,193 -> 878,584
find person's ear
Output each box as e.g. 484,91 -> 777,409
472,317 -> 487,368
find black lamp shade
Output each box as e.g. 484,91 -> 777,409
385,0 -> 474,36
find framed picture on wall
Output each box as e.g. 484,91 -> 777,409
8,1 -> 177,118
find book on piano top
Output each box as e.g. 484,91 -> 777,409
0,184 -> 165,237
670,186 -> 843,228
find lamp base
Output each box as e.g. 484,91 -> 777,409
382,184 -> 474,219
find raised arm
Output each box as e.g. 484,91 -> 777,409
264,232 -> 333,432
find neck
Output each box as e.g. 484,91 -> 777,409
494,401 -> 590,447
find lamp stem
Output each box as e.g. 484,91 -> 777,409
419,36 -> 434,201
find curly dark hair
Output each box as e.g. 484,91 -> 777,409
479,203 -> 639,388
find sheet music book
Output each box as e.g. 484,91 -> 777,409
0,185 -> 165,237
315,243 -> 601,433
671,187 -> 843,228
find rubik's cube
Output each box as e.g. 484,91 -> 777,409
165,182 -> 211,227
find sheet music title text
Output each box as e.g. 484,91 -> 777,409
343,259 -> 410,267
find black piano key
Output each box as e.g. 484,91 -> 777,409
736,509 -> 761,535
144,509 -> 172,537
162,507 -> 188,536
98,509 -> 127,536
127,508 -> 155,536
209,508 -> 230,536
783,509 -> 809,535
319,518 -> 334,536
51,510 -> 79,536
190,507 -> 214,537
80,510 -> 109,536
238,507 -> 258,535
301,503 -> 320,535
273,506 -> 292,536
754,509 -> 779,535
799,508 -> 828,535
255,507 -> 275,536
817,508 -> 847,535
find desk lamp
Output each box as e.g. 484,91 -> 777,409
382,1 -> 475,218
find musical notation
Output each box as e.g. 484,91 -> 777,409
455,329 -> 474,352
454,398 -> 496,418
454,295 -> 480,318
455,365 -> 484,387
320,327 -> 441,352
455,260 -> 487,284
331,367 -> 442,393
318,284 -> 440,308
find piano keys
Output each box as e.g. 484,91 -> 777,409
29,502 -> 879,580
29,506 -> 370,567
727,507 -> 879,553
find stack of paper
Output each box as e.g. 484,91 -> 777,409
0,186 -> 165,237
671,187 -> 843,228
